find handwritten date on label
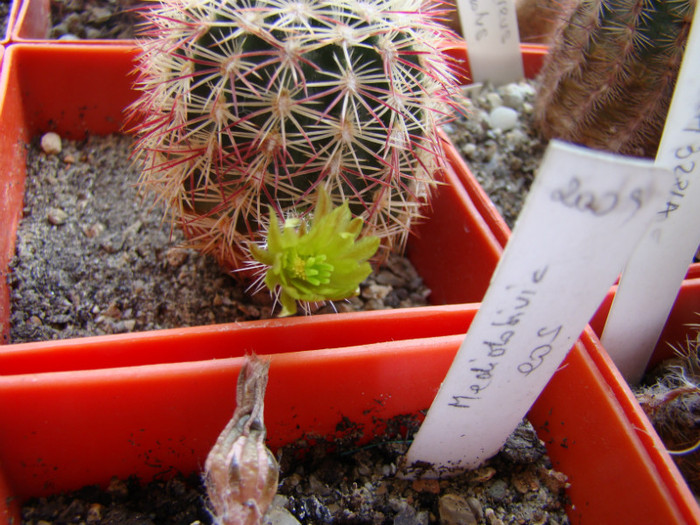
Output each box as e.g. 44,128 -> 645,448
551,176 -> 644,218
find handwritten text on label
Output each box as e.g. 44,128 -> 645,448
658,142 -> 700,219
551,176 -> 644,217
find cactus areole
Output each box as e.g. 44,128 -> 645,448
131,0 -> 460,312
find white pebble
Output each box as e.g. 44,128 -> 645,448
488,106 -> 519,131
499,84 -> 525,111
41,132 -> 62,155
485,92 -> 503,110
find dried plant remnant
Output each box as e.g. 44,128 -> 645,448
204,355 -> 279,525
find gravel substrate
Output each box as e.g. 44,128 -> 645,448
50,0 -> 143,40
8,134 -> 431,343
443,80 -> 545,229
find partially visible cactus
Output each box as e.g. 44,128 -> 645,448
534,0 -> 696,157
131,0 -> 460,310
515,0 -> 574,43
636,325 -> 700,494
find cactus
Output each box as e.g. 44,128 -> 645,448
636,325 -> 700,494
130,0 -> 460,312
534,0 -> 696,157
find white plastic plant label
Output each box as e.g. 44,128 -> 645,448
601,7 -> 700,384
456,0 -> 524,85
405,140 -> 672,474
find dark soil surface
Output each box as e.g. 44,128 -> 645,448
1,0 -> 11,39
21,419 -> 571,525
8,134 -> 430,343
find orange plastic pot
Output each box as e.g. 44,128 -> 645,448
1,42 -> 697,524
0,42 -> 504,348
0,321 -> 697,525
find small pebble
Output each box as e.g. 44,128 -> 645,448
166,247 -> 189,268
411,478 -> 440,494
486,479 -> 509,502
488,106 -> 519,131
439,493 -> 478,525
40,132 -> 62,155
47,207 -> 68,225
485,92 -> 503,109
498,84 -> 526,111
88,6 -> 112,24
263,496 -> 301,525
86,502 -> 104,523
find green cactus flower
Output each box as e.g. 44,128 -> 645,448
250,190 -> 380,316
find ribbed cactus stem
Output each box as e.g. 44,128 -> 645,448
535,0 -> 696,157
131,0 -> 460,274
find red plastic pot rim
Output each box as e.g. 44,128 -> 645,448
0,303 -> 478,374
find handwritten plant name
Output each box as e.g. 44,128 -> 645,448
449,265 -> 563,409
467,0 -> 516,44
658,142 -> 700,219
657,104 -> 700,219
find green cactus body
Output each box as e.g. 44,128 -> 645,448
131,0 -> 459,274
534,0 -> 696,157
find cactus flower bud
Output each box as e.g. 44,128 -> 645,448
204,355 -> 279,525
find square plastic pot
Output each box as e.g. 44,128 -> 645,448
588,278 -> 700,520
0,318 -> 698,525
0,42 -> 504,350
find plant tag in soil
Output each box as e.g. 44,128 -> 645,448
455,0 -> 524,85
405,140 -> 672,475
601,7 -> 700,384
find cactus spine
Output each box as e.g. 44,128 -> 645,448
131,0 -> 459,310
534,0 -> 696,157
